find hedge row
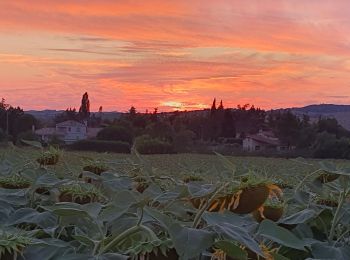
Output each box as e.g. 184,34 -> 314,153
134,136 -> 174,154
68,140 -> 131,153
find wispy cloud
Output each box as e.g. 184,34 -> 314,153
1,1 -> 350,111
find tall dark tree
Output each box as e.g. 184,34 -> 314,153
79,92 -> 90,119
218,100 -> 224,110
150,107 -> 158,122
270,110 -> 301,147
221,109 -> 236,137
210,98 -> 217,115
129,106 -> 136,116
0,98 -> 9,110
0,98 -> 34,141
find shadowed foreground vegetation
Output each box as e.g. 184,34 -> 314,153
1,146 -> 350,259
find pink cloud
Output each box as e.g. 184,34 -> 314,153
1,1 -> 350,111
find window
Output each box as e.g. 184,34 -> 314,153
255,146 -> 260,151
76,127 -> 80,132
68,127 -> 71,132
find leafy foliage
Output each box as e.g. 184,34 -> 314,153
0,148 -> 350,259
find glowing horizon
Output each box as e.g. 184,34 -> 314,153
1,1 -> 350,112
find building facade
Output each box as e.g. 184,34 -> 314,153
243,130 -> 289,152
35,120 -> 101,144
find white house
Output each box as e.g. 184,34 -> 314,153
243,130 -> 288,152
35,120 -> 102,144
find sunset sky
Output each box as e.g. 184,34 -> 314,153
1,1 -> 350,112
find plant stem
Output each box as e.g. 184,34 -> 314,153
136,207 -> 144,226
100,224 -> 156,254
92,242 -> 99,255
294,169 -> 322,193
335,229 -> 350,245
100,225 -> 142,254
329,190 -> 346,241
192,183 -> 228,229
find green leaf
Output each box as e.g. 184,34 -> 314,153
213,222 -> 263,257
319,162 -> 350,176
279,209 -> 318,225
214,240 -> 247,260
187,182 -> 216,198
71,234 -> 95,248
168,223 -> 214,259
258,220 -> 307,250
32,173 -> 63,188
42,203 -> 90,218
24,238 -> 73,260
95,253 -> 129,260
100,190 -> 138,222
311,242 -> 350,260
0,188 -> 27,205
82,203 -> 103,219
271,252 -> 291,260
7,208 -> 57,229
203,211 -> 254,227
96,253 -> 128,260
144,207 -> 174,228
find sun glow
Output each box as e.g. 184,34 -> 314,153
1,1 -> 350,111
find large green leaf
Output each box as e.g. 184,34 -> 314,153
82,203 -> 103,220
144,207 -> 174,228
214,240 -> 247,260
258,220 -> 307,250
96,253 -> 128,260
24,238 -> 73,260
42,202 -> 90,218
7,208 -> 57,228
100,173 -> 132,193
319,161 -> 350,176
213,222 -> 263,257
168,223 -> 214,259
0,188 -> 28,205
100,190 -> 138,222
271,252 -> 291,260
203,211 -> 255,227
0,201 -> 14,222
32,173 -> 63,188
187,182 -> 216,198
279,209 -> 318,225
311,242 -> 350,260
71,234 -> 96,248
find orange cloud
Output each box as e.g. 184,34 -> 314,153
1,1 -> 350,111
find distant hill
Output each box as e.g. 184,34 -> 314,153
292,104 -> 350,114
26,110 -> 63,122
26,110 -> 123,125
282,104 -> 350,130
26,104 -> 350,130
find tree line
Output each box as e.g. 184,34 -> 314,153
2,93 -> 350,159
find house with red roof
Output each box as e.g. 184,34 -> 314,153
242,130 -> 289,152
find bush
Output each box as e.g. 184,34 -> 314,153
48,135 -> 65,147
134,135 -> 174,154
16,130 -> 39,145
97,126 -> 133,144
68,140 -> 131,153
313,132 -> 350,159
0,128 -> 6,142
173,130 -> 195,153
